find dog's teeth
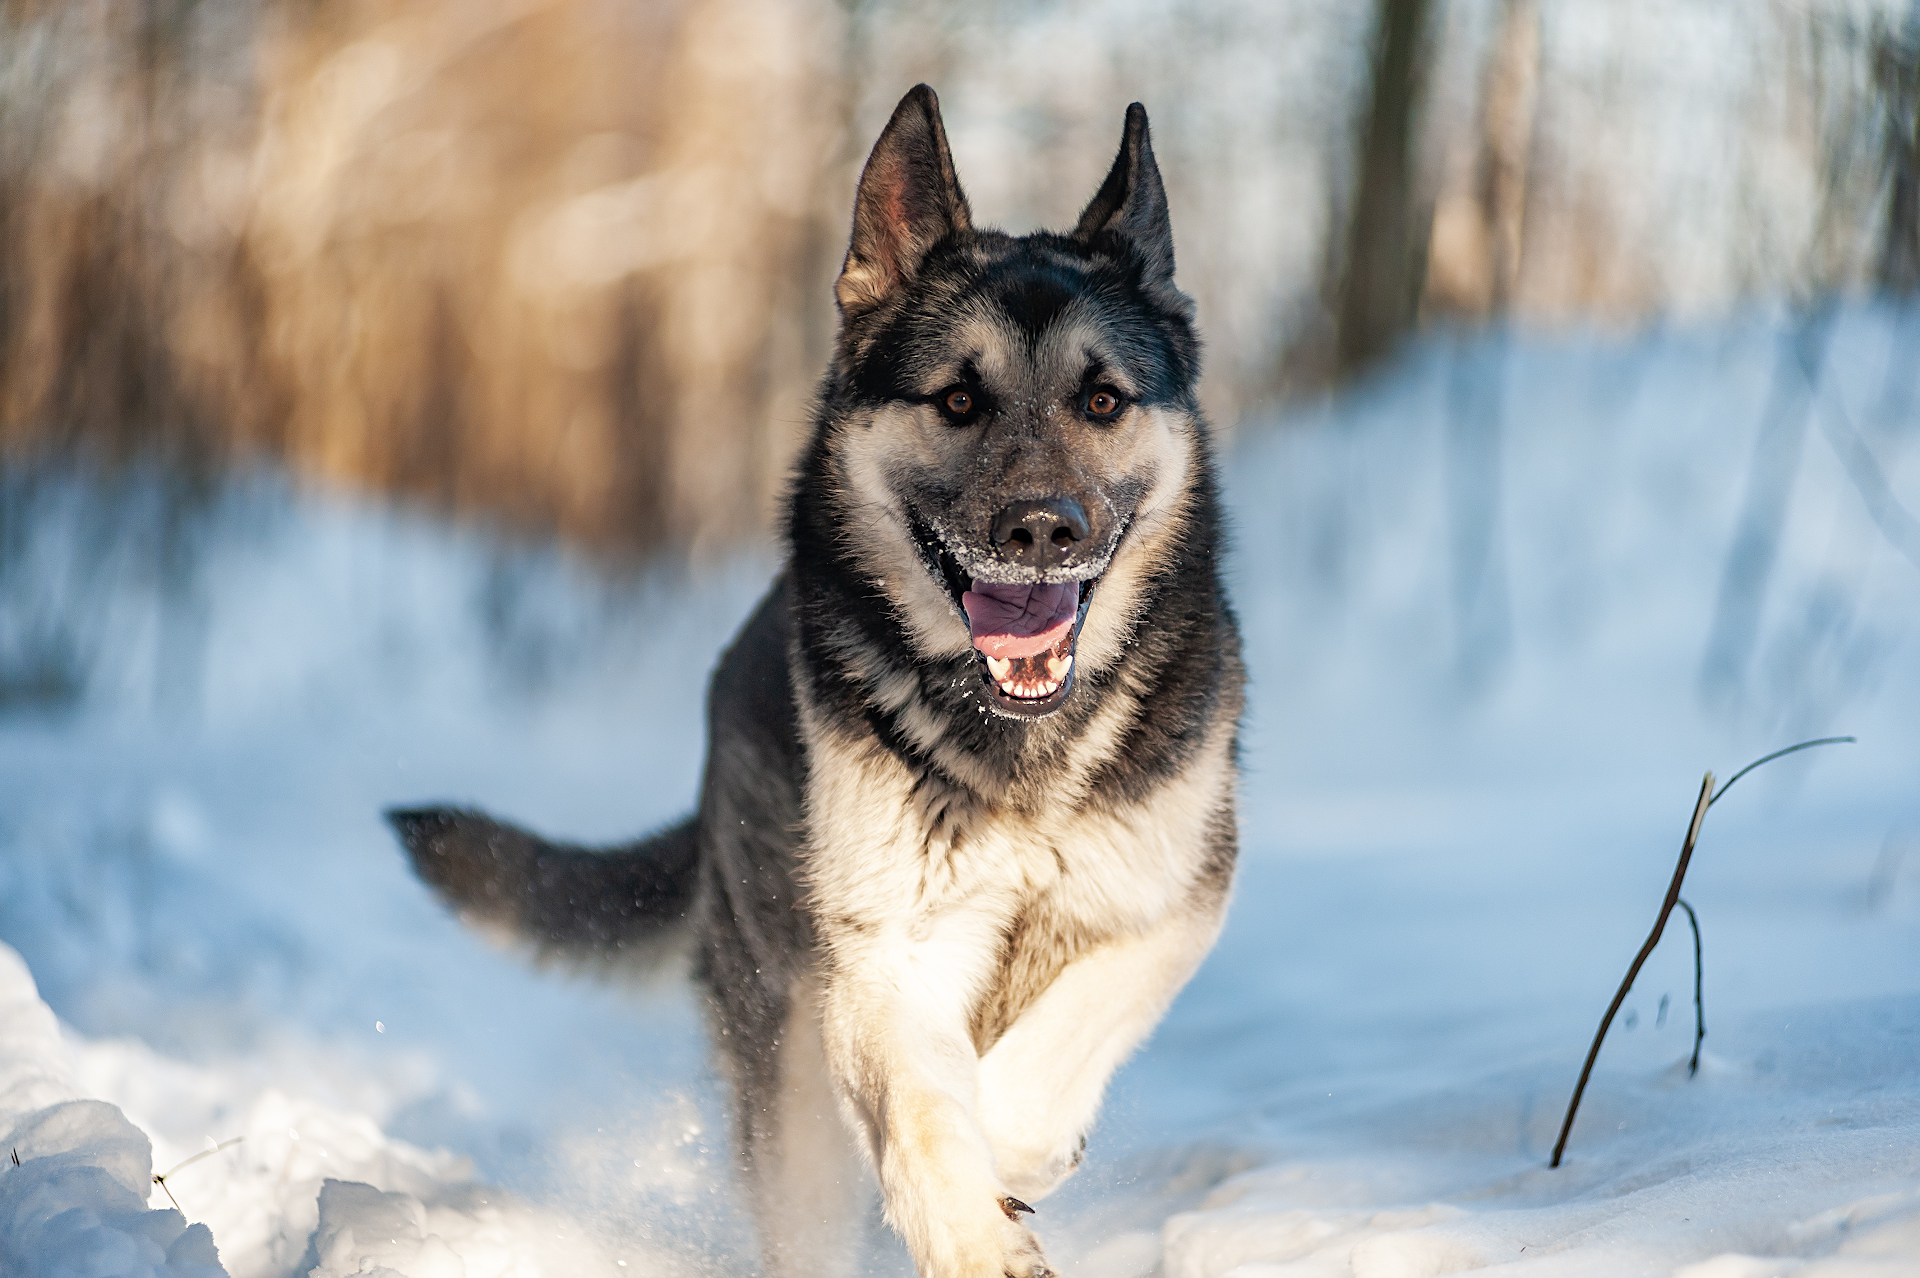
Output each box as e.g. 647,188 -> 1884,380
990,659 -> 1068,700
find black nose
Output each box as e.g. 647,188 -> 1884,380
990,497 -> 1092,569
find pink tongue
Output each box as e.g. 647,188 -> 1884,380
961,579 -> 1080,659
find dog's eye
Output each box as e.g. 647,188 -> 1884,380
943,389 -> 973,415
1086,390 -> 1122,418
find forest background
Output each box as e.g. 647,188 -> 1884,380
4,0 -> 1916,579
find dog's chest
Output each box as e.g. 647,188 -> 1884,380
800,726 -> 1224,1046
804,734 -> 1199,928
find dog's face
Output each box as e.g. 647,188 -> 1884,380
820,88 -> 1202,722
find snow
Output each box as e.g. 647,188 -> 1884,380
2,304 -> 1918,1276
0,946 -> 226,1276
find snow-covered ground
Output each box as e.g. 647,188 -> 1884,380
2,305 -> 1917,1276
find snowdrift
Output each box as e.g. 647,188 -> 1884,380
1,307 -> 1916,1275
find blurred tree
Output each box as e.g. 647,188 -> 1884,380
1876,7 -> 1920,292
0,0 -> 846,561
1334,0 -> 1433,375
2,0 -> 1913,567
1422,0 -> 1539,691
1699,3 -> 1920,716
1422,0 -> 1537,318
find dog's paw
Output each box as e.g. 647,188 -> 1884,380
918,1193 -> 1053,1277
993,1200 -> 1053,1278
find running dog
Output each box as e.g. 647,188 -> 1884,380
389,84 -> 1244,1278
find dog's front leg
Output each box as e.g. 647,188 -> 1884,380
975,897 -> 1226,1203
822,928 -> 1053,1278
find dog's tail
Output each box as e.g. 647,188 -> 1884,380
386,806 -> 700,967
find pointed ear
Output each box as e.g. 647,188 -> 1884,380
1073,103 -> 1178,293
836,85 -> 972,318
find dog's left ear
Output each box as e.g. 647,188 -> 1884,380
1074,103 -> 1182,303
837,84 -> 973,318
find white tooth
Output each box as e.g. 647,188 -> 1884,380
986,656 -> 1012,681
1046,653 -> 1072,681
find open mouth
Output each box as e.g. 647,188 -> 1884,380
909,514 -> 1103,719
928,551 -> 1093,718
962,578 -> 1082,705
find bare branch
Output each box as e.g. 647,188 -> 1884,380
151,1136 -> 243,1218
1551,735 -> 1854,1167
1676,898 -> 1706,1077
1710,737 -> 1855,806
1550,772 -> 1713,1168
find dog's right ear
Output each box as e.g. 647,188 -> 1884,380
1074,103 -> 1184,311
836,84 -> 972,319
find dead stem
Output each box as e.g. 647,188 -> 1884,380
1676,898 -> 1705,1076
1549,772 -> 1713,1168
152,1136 -> 244,1217
1549,735 -> 1855,1168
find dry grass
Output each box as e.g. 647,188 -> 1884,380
0,0 -> 845,557
0,1 -> 1907,557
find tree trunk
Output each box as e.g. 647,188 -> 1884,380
1336,0 -> 1433,375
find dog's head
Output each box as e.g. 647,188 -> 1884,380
815,85 -> 1204,723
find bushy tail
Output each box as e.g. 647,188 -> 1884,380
386,806 -> 700,966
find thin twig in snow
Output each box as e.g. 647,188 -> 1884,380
1549,736 -> 1854,1168
152,1136 -> 244,1216
1709,737 -> 1855,807
1549,772 -> 1713,1169
1676,898 -> 1705,1076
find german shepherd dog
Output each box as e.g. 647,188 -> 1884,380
388,85 -> 1243,1278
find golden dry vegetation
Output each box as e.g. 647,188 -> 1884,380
1,0 -> 1908,556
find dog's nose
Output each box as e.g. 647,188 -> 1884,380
990,497 -> 1092,569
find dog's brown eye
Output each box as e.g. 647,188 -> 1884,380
944,389 -> 972,415
1087,391 -> 1121,417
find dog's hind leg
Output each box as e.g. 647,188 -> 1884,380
732,974 -> 870,1278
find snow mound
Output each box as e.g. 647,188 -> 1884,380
1,935 -> 689,1278
0,944 -> 227,1276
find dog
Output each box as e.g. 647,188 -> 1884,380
388,84 -> 1244,1278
